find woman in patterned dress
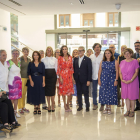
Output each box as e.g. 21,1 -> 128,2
57,46 -> 74,112
7,49 -> 22,118
98,49 -> 119,115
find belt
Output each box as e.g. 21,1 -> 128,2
32,72 -> 41,76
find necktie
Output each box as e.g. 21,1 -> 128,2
137,53 -> 139,58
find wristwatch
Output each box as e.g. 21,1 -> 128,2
115,79 -> 118,81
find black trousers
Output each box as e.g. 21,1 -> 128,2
136,99 -> 140,108
0,99 -> 15,124
76,80 -> 89,108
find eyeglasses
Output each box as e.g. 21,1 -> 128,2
56,52 -> 60,53
78,50 -> 84,52
109,47 -> 115,49
135,45 -> 140,47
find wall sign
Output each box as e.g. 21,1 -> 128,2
136,26 -> 140,31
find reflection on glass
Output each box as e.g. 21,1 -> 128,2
67,34 -> 86,55
65,16 -> 70,26
57,34 -> 66,48
84,20 -> 88,26
108,33 -> 118,52
88,34 -> 108,51
60,16 -> 64,26
109,14 -> 113,27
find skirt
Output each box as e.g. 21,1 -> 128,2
45,69 -> 57,96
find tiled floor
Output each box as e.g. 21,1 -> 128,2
1,97 -> 140,140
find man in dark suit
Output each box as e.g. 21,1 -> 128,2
133,42 -> 140,111
73,46 -> 92,112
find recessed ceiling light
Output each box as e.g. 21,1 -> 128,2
70,2 -> 73,5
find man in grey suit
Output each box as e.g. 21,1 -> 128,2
133,42 -> 140,111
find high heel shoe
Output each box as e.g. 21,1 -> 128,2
52,110 -> 55,112
33,107 -> 38,115
38,108 -> 41,115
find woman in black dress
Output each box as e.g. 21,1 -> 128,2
42,47 -> 57,112
27,51 -> 45,114
118,45 -> 127,108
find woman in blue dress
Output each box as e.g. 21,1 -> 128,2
98,49 -> 119,115
27,51 -> 46,115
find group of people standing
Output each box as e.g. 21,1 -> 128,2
0,42 -> 140,133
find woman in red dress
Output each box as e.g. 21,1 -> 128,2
57,46 -> 74,112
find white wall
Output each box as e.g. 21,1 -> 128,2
0,9 -> 11,59
18,15 -> 54,53
121,11 -> 140,51
95,13 -> 106,27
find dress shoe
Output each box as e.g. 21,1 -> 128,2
86,108 -> 89,112
134,107 -> 140,111
77,107 -> 83,111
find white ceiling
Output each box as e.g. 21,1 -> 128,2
0,0 -> 140,15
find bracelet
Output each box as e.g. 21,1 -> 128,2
115,79 -> 118,81
131,79 -> 133,81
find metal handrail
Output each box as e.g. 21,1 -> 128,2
11,44 -> 32,59
11,36 -> 34,52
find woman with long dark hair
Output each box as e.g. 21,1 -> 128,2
27,51 -> 45,115
98,49 -> 119,115
57,46 -> 74,112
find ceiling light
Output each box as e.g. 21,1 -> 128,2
115,4 -> 121,10
70,2 -> 73,5
79,0 -> 84,4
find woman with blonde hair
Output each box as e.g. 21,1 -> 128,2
42,46 -> 57,112
69,49 -> 78,107
54,48 -> 61,106
117,45 -> 127,108
86,49 -> 93,57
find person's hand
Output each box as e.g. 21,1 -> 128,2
73,78 -> 76,84
122,80 -> 127,84
0,92 -> 2,97
87,81 -> 90,86
42,82 -> 45,87
125,80 -> 132,84
137,58 -> 140,63
30,80 -> 34,87
60,76 -> 63,84
56,78 -> 59,85
98,80 -> 101,86
114,81 -> 118,86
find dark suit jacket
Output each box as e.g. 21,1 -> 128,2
73,55 -> 92,83
133,53 -> 137,59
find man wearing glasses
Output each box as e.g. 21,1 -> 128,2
109,44 -> 121,107
134,42 -> 140,111
73,46 -> 92,112
109,44 -> 120,60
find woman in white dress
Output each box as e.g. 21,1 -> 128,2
7,49 -> 22,118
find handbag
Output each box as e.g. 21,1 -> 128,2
0,92 -> 8,102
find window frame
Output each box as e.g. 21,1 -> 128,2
59,14 -> 71,27
108,12 -> 119,27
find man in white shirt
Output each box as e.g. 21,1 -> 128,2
0,50 -> 9,92
89,43 -> 104,111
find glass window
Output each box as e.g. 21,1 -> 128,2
89,20 -> 93,27
60,16 -> 64,26
84,20 -> 88,26
57,34 -> 66,48
67,34 -> 86,54
109,14 -> 113,27
65,15 -> 70,26
114,13 -> 118,27
108,33 -> 118,52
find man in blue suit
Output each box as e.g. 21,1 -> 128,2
73,46 -> 92,112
